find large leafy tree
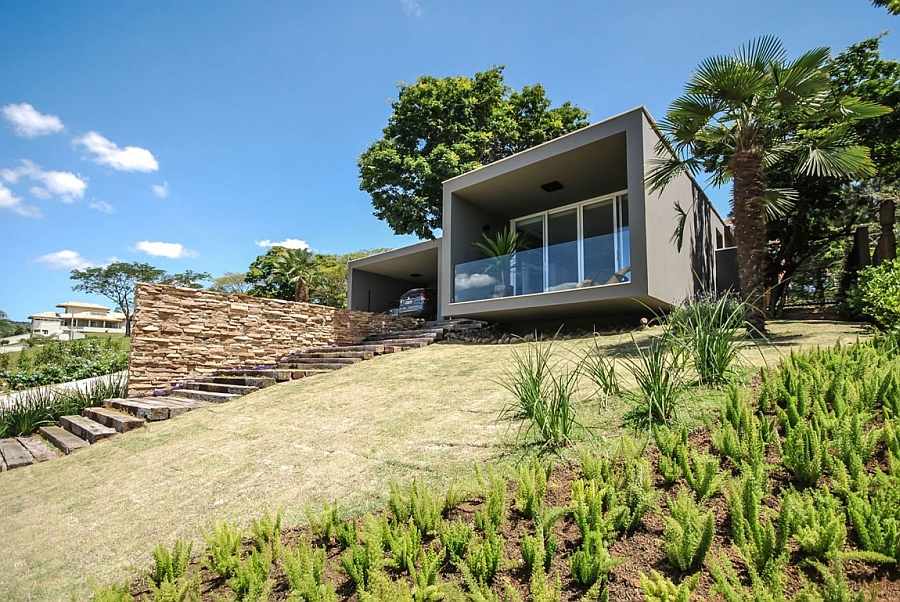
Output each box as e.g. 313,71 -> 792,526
358,66 -> 590,239
70,262 -> 210,335
646,36 -> 888,334
765,37 -> 900,314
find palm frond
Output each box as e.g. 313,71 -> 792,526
796,143 -> 876,179
835,98 -> 892,121
771,47 -> 831,108
763,188 -> 798,219
691,55 -> 770,103
644,155 -> 704,193
736,35 -> 787,71
670,199 -> 690,251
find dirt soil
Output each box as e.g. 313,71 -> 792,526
129,428 -> 900,601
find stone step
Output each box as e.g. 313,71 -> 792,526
287,369 -> 332,379
156,397 -> 212,416
209,376 -> 277,388
364,330 -> 441,341
362,337 -> 432,348
288,350 -> 374,360
188,381 -> 259,395
277,361 -> 348,371
0,438 -> 34,469
38,426 -> 89,455
302,344 -> 389,355
84,407 -> 145,433
108,398 -> 173,421
215,368 -> 294,382
281,357 -> 361,365
59,415 -> 118,444
16,436 -> 58,463
169,388 -> 239,403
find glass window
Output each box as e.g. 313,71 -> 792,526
582,200 -> 616,285
514,216 -> 544,295
547,208 -> 579,291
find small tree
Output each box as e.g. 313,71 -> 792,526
70,262 -> 209,335
209,272 -> 250,295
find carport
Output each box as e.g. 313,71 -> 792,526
348,239 -> 442,314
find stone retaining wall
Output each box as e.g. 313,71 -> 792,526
127,283 -> 418,394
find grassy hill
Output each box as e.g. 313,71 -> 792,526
0,321 -> 869,601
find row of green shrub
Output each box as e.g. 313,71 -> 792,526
0,338 -> 128,390
0,373 -> 128,438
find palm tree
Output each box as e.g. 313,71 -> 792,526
268,247 -> 320,303
646,36 -> 888,334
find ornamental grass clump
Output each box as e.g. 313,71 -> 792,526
499,340 -> 582,447
667,293 -> 747,386
623,334 -> 689,427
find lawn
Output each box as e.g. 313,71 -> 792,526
0,320 -> 871,601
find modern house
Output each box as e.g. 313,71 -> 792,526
29,302 -> 126,339
348,107 -> 736,327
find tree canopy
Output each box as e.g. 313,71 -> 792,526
764,37 -> 900,314
358,66 -> 590,239
646,36 -> 888,334
208,272 -> 251,295
70,262 -> 210,335
872,0 -> 900,15
245,247 -> 390,308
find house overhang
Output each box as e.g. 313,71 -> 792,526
445,132 -> 628,219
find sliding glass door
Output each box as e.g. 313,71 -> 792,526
510,192 -> 630,296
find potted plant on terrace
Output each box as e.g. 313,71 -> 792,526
473,228 -> 523,298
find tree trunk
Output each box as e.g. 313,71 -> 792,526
731,148 -> 768,337
294,279 -> 308,303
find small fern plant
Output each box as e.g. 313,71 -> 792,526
661,487 -> 715,572
151,539 -> 192,587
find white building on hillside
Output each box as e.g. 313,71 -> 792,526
29,302 -> 126,339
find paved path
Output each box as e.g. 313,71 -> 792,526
0,371 -> 127,409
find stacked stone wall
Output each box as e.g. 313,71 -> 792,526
128,283 -> 418,394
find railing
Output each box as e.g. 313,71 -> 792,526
452,234 -> 630,302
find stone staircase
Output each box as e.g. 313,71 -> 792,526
0,319 -> 486,471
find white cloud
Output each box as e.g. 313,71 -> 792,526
151,181 -> 169,198
134,240 -> 197,258
1,103 -> 64,138
0,159 -> 87,203
0,183 -> 43,218
255,238 -> 309,250
73,131 -> 159,172
454,272 -> 496,291
34,249 -> 93,270
400,0 -> 423,17
89,200 -> 114,213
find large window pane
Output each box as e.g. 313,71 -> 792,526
514,216 -> 544,295
616,194 -> 631,281
547,208 -> 579,291
582,201 -> 616,285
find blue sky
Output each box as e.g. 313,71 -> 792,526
1,1 -> 897,321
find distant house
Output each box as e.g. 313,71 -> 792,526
348,107 -> 737,327
29,302 -> 126,339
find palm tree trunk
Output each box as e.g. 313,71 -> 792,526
731,147 -> 768,336
294,279 -> 308,303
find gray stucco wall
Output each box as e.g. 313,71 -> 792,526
348,270 -> 417,313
